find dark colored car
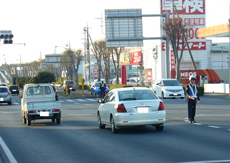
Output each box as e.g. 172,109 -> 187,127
8,85 -> 19,95
51,84 -> 58,101
63,80 -> 76,92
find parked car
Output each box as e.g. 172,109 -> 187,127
63,80 -> 76,92
90,81 -> 110,95
97,87 -> 166,133
154,79 -> 184,99
0,86 -> 12,105
8,85 -> 19,95
127,78 -> 138,85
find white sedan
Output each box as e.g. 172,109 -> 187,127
97,87 -> 166,133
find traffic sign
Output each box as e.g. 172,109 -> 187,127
138,66 -> 144,70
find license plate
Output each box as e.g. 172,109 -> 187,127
174,93 -> 178,95
137,107 -> 148,113
40,112 -> 49,116
0,98 -> 3,101
13,89 -> 16,91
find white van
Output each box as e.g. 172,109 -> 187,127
154,79 -> 184,99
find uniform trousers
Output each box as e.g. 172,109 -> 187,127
187,99 -> 197,122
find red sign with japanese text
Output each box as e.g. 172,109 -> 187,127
119,47 -> 142,65
170,51 -> 175,71
93,63 -> 98,78
147,69 -> 152,82
161,0 -> 206,50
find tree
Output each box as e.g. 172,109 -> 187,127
36,71 -> 56,83
112,47 -> 122,84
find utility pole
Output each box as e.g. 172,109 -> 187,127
87,24 -> 91,84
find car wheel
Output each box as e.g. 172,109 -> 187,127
155,125 -> 164,131
91,92 -> 93,95
27,116 -> 31,126
56,118 -> 61,124
23,116 -> 26,124
51,118 -> 55,122
8,101 -> 12,105
180,97 -> 184,99
111,116 -> 118,133
97,113 -> 105,129
162,92 -> 165,99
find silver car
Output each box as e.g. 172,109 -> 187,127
97,87 -> 166,133
0,86 -> 12,105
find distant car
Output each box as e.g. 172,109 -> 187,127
97,87 -> 166,133
90,81 -> 110,95
0,83 -> 7,86
8,85 -> 19,95
63,80 -> 76,92
126,79 -> 138,86
0,86 -> 12,105
154,79 -> 185,99
51,84 -> 58,101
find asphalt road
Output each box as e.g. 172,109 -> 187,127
0,94 -> 230,163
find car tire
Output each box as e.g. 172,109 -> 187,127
27,116 -> 31,126
23,116 -> 26,124
111,116 -> 118,133
91,92 -> 93,95
162,92 -> 165,99
8,101 -> 12,105
97,113 -> 105,129
56,118 -> 61,124
155,125 -> 164,131
51,118 -> 55,122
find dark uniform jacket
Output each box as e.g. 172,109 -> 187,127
185,84 -> 200,102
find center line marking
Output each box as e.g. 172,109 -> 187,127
0,137 -> 18,163
208,125 -> 220,129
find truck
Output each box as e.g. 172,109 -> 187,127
19,83 -> 61,126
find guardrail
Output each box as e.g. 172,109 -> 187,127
204,83 -> 229,93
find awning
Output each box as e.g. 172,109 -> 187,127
198,23 -> 229,37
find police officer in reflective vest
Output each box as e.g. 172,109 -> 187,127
100,81 -> 106,99
186,75 -> 200,124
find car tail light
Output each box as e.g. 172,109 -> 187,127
158,102 -> 165,111
55,90 -> 58,95
7,92 -> 11,96
28,110 -> 36,113
116,104 -> 127,113
52,109 -> 60,112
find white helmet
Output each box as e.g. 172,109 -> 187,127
189,75 -> 196,81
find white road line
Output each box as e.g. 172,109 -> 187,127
67,114 -> 93,116
13,103 -> 19,105
180,160 -> 230,163
0,137 -> 18,163
75,99 -> 85,101
208,125 -> 221,129
59,100 -> 64,103
66,100 -> 75,102
228,129 -> 230,131
193,123 -> 202,125
86,99 -> 97,101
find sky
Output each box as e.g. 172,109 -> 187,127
0,0 -> 230,65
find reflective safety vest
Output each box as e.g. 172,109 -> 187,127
188,84 -> 197,98
101,83 -> 106,88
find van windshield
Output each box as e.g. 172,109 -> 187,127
163,80 -> 180,86
66,81 -> 74,84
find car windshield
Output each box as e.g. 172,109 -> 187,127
119,90 -> 157,101
163,80 -> 180,86
10,86 -> 18,89
0,84 -> 6,86
95,82 -> 101,87
66,81 -> 74,84
0,88 -> 8,92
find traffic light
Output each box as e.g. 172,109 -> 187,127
0,31 -> 13,44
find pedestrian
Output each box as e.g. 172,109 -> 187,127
100,81 -> 106,99
186,75 -> 200,124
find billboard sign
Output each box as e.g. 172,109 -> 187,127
93,63 -> 98,78
147,69 -> 152,82
119,47 -> 142,65
161,0 -> 206,50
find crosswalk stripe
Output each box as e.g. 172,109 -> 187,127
86,99 -> 97,101
75,99 -> 85,101
66,100 -> 75,102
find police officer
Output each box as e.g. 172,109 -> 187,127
186,75 -> 200,124
100,81 -> 106,99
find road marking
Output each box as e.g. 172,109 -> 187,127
75,99 -> 85,101
180,160 -> 230,163
13,102 -> 19,105
87,99 -> 97,101
208,125 -> 221,129
228,129 -> 230,131
66,100 -> 75,102
59,100 -> 64,103
193,123 -> 202,125
0,136 -> 18,163
196,114 -> 230,117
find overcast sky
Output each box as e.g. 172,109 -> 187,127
0,0 -> 230,65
